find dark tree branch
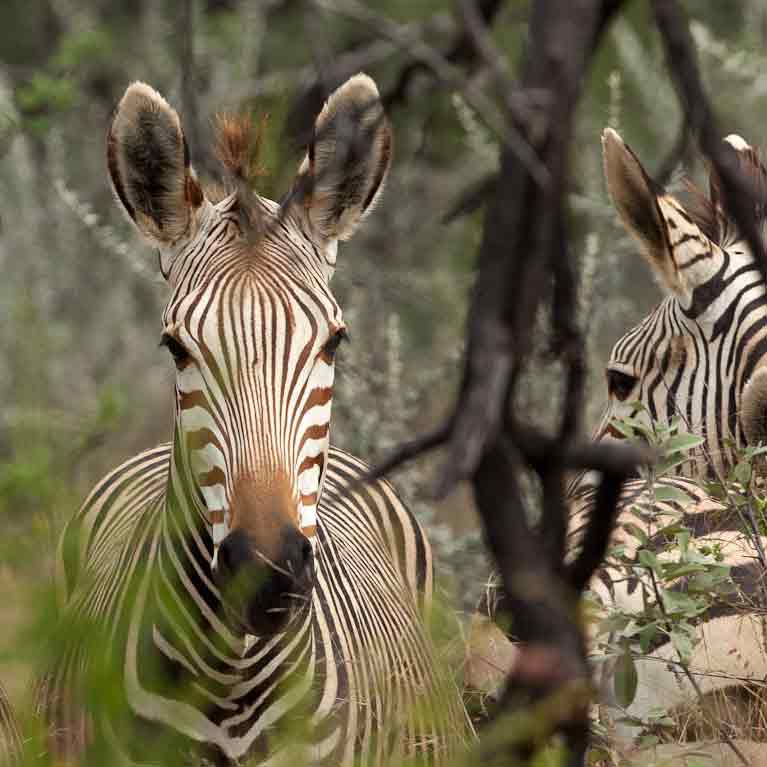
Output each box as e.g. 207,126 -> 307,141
655,117 -> 691,186
652,0 -> 767,281
384,0 -> 505,108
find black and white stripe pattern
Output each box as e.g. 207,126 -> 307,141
50,444 -> 467,764
473,476 -> 767,742
592,129 -> 767,481
41,77 -> 471,764
0,683 -> 20,765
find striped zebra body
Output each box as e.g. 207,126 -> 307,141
42,76 -> 471,764
0,683 -> 20,765
50,443 -> 465,764
470,477 -> 767,742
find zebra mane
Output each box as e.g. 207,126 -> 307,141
683,140 -> 767,249
211,112 -> 270,237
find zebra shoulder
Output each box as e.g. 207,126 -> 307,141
322,446 -> 433,611
56,443 -> 171,608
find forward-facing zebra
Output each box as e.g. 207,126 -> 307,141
0,682 -> 20,764
41,76 -> 471,765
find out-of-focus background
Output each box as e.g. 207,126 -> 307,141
0,0 -> 765,703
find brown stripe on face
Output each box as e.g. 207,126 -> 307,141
186,428 -> 223,452
300,387 -> 333,417
179,390 -> 208,410
300,493 -> 317,507
297,453 -> 325,476
198,466 -> 226,487
298,423 -> 329,454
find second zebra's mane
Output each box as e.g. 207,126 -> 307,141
684,138 -> 767,249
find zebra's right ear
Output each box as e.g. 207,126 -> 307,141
107,82 -> 204,250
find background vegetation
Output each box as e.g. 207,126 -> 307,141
2,0 -> 767,761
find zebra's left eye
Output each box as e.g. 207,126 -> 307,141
321,328 -> 349,361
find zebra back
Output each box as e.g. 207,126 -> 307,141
467,475 -> 767,745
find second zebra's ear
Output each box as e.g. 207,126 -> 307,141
107,82 -> 204,252
602,128 -> 680,291
289,73 -> 392,278
603,128 -> 720,300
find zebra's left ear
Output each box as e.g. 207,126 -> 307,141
603,128 -> 720,301
289,73 -> 392,277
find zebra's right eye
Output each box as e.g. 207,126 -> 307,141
606,369 -> 637,402
160,333 -> 191,367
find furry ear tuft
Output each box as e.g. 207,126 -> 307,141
107,82 -> 203,247
293,73 -> 392,245
602,128 -> 686,294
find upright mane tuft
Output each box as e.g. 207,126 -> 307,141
212,113 -> 269,237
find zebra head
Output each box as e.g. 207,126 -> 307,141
595,128 -> 767,478
107,76 -> 391,634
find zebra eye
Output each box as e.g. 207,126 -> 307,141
160,333 -> 190,366
606,369 -> 637,402
321,328 -> 349,361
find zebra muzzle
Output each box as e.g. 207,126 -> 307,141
214,527 -> 314,635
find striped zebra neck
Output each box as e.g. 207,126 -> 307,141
120,431 -> 323,762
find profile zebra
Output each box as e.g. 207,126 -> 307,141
468,129 -> 767,756
42,76 -> 471,765
593,127 -> 767,480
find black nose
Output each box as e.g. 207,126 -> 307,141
216,527 -> 313,586
282,528 -> 314,585
217,528 -> 252,578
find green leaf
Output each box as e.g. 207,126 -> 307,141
671,628 -> 695,664
613,649 -> 638,708
662,563 -> 706,580
609,418 -> 638,439
622,522 -> 648,544
638,549 -> 661,572
653,485 -> 693,504
661,589 -> 702,616
639,623 -> 659,654
734,460 -> 752,486
598,613 -> 631,635
662,433 -> 705,455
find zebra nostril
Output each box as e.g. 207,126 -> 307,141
217,529 -> 252,578
283,530 -> 313,585
298,537 -> 313,579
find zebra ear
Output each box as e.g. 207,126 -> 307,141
603,128 -> 722,299
291,73 -> 392,259
602,128 -> 682,293
107,82 -> 204,251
